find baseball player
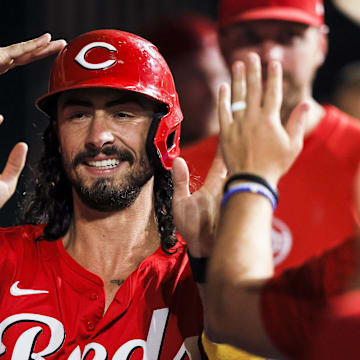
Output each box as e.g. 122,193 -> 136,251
0,29 -> 226,359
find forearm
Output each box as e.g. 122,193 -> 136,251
214,191 -> 274,279
205,191 -> 281,357
182,54 -> 307,358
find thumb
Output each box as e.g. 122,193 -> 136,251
172,157 -> 190,203
2,142 -> 28,184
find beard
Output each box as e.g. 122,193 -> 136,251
63,145 -> 153,212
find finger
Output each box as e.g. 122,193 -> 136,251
246,53 -> 262,115
0,33 -> 52,73
172,157 -> 191,202
231,61 -> 247,120
263,60 -> 283,118
286,102 -> 310,151
218,83 -> 232,138
12,39 -> 67,67
1,142 -> 28,184
33,39 -> 67,56
231,61 -> 246,103
4,33 -> 51,60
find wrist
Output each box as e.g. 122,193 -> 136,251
222,173 -> 279,210
228,171 -> 279,189
187,251 -> 208,284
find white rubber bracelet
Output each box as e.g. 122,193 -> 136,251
231,101 -> 247,112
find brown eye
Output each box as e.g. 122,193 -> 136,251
114,112 -> 134,119
70,113 -> 87,120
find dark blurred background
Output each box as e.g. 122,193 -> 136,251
0,0 -> 359,226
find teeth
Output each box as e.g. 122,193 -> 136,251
88,159 -> 120,169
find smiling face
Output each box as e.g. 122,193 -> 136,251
56,88 -> 159,212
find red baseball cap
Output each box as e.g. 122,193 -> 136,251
218,0 -> 325,28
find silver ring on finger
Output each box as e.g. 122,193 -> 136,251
231,100 -> 247,112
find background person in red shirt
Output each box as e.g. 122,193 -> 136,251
182,0 -> 360,277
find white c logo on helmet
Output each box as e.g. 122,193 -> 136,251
74,42 -> 117,70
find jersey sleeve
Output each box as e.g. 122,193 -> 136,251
0,225 -> 43,294
307,290 -> 360,359
260,237 -> 357,358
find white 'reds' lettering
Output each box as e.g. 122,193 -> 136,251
74,42 -> 117,70
112,308 -> 169,359
0,309 -> 200,359
68,343 -> 107,360
0,313 -> 65,359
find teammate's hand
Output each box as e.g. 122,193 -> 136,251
0,33 -> 66,75
172,148 -> 227,257
0,116 -> 28,209
218,53 -> 309,187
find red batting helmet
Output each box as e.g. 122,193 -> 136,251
219,0 -> 325,29
36,29 -> 183,170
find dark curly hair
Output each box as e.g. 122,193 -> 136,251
18,110 -> 177,254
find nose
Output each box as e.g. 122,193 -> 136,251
258,40 -> 284,63
85,111 -> 115,150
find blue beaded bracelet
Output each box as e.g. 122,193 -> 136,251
221,182 -> 278,210
224,173 -> 278,203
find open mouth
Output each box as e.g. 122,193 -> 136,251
86,158 -> 120,170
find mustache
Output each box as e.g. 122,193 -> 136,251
73,145 -> 135,167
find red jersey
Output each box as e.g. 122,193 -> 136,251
182,105 -> 360,274
307,290 -> 360,360
0,225 -> 205,359
260,237 -> 357,359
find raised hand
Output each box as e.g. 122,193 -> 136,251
172,147 -> 227,257
218,53 -> 309,187
0,116 -> 28,209
203,55 -> 310,357
0,33 -> 65,208
0,33 -> 66,75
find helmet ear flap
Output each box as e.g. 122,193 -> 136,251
147,110 -> 182,171
146,113 -> 163,171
